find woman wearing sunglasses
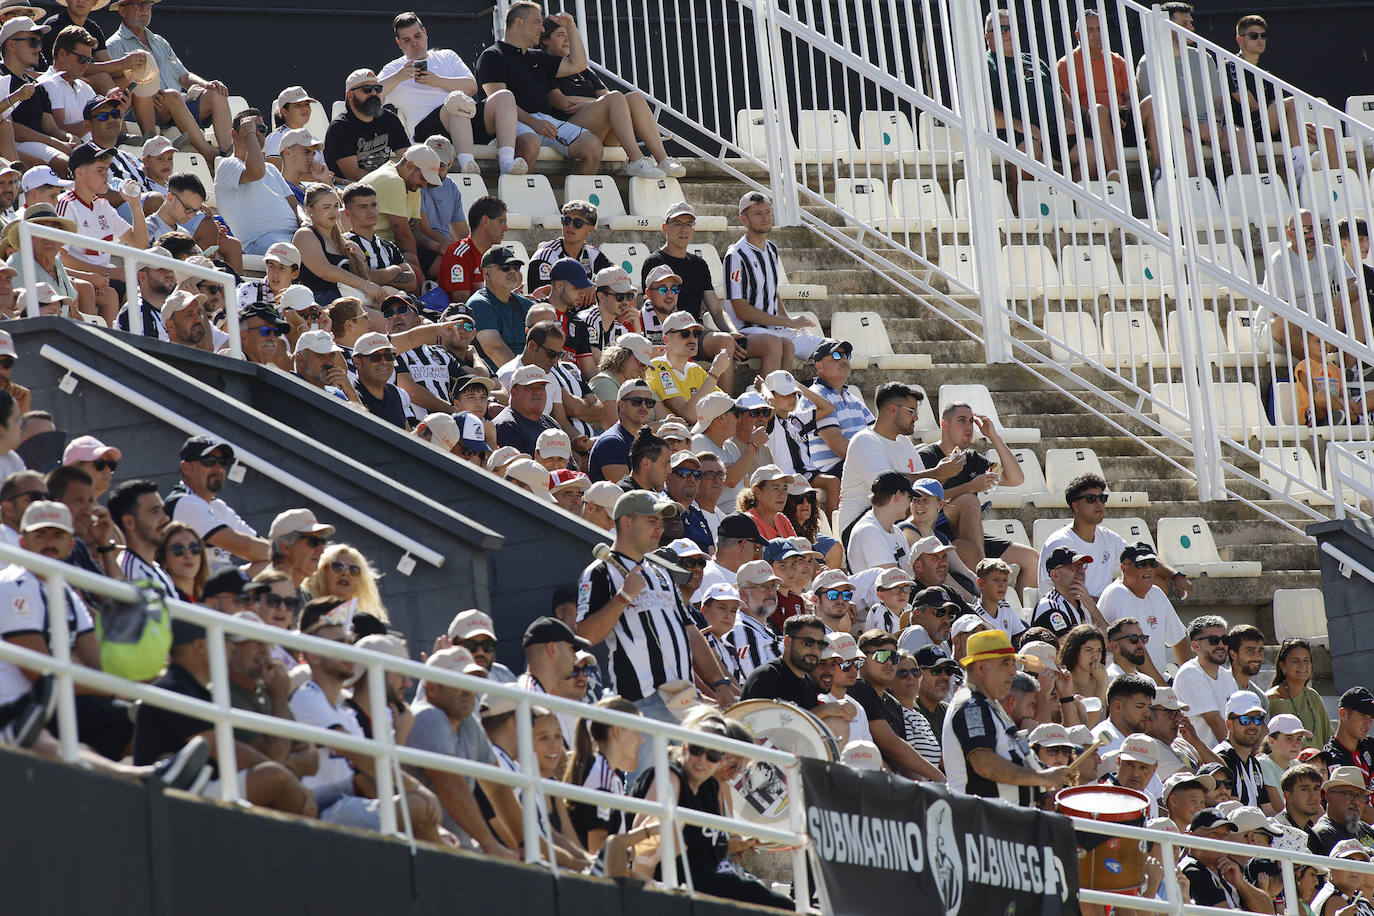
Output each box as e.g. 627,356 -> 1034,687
631,711 -> 792,909
293,183 -> 383,306
155,521 -> 208,602
305,543 -> 388,623
61,434 -> 120,499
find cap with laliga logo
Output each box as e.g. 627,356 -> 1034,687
401,145 -> 442,186
593,265 -> 636,292
736,559 -> 781,588
419,413 -> 461,451
21,499 -> 73,533
535,428 -> 572,460
645,264 -> 683,288
661,311 -> 704,335
700,582 -> 741,604
447,608 -> 497,640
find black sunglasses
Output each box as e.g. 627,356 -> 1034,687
460,638 -> 497,653
625,396 -> 656,408
166,542 -> 203,558
355,84 -> 383,95
0,356 -> 15,369
677,557 -> 706,569
686,744 -> 724,763
1245,31 -> 1266,39
672,329 -> 703,339
303,535 -> 329,548
794,635 -> 827,649
87,459 -> 116,472
1133,559 -> 1159,569
570,664 -> 594,676
672,468 -> 703,480
2,489 -> 45,503
259,593 -> 301,611
561,215 -> 591,229
1120,633 -> 1151,644
1199,634 -> 1225,646
1073,493 -> 1108,504
607,291 -> 635,302
197,455 -> 234,469
381,302 -> 412,318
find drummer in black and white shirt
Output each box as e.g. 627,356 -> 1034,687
943,629 -> 1071,803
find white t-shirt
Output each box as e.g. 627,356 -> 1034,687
55,189 -> 132,268
0,451 -> 24,488
378,49 -> 475,134
818,693 -> 872,743
1098,580 -> 1187,675
212,157 -> 298,249
1036,523 -> 1127,597
691,558 -> 735,604
37,68 -> 96,132
497,356 -> 556,416
836,428 -> 921,532
263,126 -> 326,166
974,599 -> 1027,639
289,678 -> 364,792
1172,658 -> 1239,744
168,488 -> 260,570
846,512 -> 912,575
0,565 -> 94,704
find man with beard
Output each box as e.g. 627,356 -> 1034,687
115,247 -> 177,340
1106,617 -> 1150,679
729,560 -> 783,680
1100,543 -> 1188,682
228,610 -> 322,771
1173,615 -> 1240,745
809,568 -> 858,634
0,160 -> 19,225
851,629 -> 944,780
386,293 -> 457,419
1309,766 -> 1374,854
161,288 -> 212,353
1214,690 -> 1272,810
107,478 -> 174,595
915,646 -> 957,736
325,69 -> 411,182
1092,671 -> 1157,755
292,329 -> 360,403
740,614 -> 851,734
836,381 -> 925,534
165,436 -> 269,571
344,633 -> 414,745
1226,625 -> 1269,717
518,616 -> 588,747
897,585 -> 958,656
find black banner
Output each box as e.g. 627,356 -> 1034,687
800,758 -> 1080,916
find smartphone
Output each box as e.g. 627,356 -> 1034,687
414,59 -> 427,74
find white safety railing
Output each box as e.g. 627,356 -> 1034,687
38,340 -> 450,574
0,538 -> 810,906
17,221 -> 241,360
570,0 -> 1374,531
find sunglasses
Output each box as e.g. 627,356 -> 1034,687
677,557 -> 706,570
607,291 -> 635,302
73,53 -> 93,65
794,635 -> 827,649
355,84 -> 384,95
14,36 -> 40,47
625,396 -> 656,408
561,215 -> 590,229
1120,633 -> 1151,644
302,535 -> 329,548
570,664 -> 594,677
837,660 -> 859,672
91,109 -> 122,121
330,561 -> 362,576
739,408 -> 770,418
166,542 -> 203,558
672,328 -> 703,339
1133,559 -> 1159,569
894,668 -> 917,678
1199,634 -> 1225,646
1073,493 -> 1108,504
3,489 -> 45,503
1214,779 -> 1234,789
0,356 -> 14,369
196,455 -> 234,468
259,592 -> 301,611
252,326 -> 284,338
924,605 -> 954,619
1233,714 -> 1266,726
672,467 -> 703,480
653,285 -> 682,296
822,589 -> 854,601
454,320 -> 475,331
686,744 -> 724,763
824,349 -> 852,360
92,459 -> 118,472
989,24 -> 1012,33
460,638 -> 497,653
540,345 -> 564,361
1245,31 -> 1266,39
868,649 -> 899,664
701,470 -> 726,481
255,124 -> 268,136
380,303 -> 412,319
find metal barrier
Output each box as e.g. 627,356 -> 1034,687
567,0 -> 1374,530
16,221 -> 241,360
0,538 -> 809,907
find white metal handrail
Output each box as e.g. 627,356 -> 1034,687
17,221 -> 242,360
0,537 -> 809,906
37,342 -> 449,572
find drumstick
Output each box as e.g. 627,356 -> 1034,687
1068,735 -> 1108,771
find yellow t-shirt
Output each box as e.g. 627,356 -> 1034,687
646,358 -> 709,404
360,162 -> 419,244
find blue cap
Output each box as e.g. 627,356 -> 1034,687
762,537 -> 802,564
911,479 -> 945,499
549,258 -> 593,289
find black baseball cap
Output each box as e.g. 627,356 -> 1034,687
179,435 -> 234,463
82,95 -> 120,120
1120,542 -> 1159,564
913,586 -> 951,610
717,512 -> 768,546
171,617 -> 207,647
441,303 -> 474,321
1045,545 -> 1093,571
522,615 -> 591,650
1189,808 -> 1238,833
812,339 -> 853,361
68,141 -> 117,171
481,246 -> 523,269
202,567 -> 248,600
871,470 -> 915,500
915,645 -> 957,670
238,301 -> 289,329
1341,686 -> 1374,715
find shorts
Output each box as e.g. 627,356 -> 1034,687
157,93 -> 202,127
320,794 -> 384,830
516,112 -> 589,154
16,141 -> 59,164
934,517 -> 1016,559
739,325 -> 826,361
996,116 -> 1093,156
412,104 -> 448,144
201,767 -> 250,799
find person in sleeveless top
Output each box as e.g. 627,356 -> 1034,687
292,183 -> 383,306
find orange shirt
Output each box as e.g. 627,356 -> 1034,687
1294,357 -> 1345,420
1056,48 -> 1131,110
748,508 -> 796,541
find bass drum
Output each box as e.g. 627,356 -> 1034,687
722,699 -> 840,851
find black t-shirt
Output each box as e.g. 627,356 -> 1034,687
356,381 -> 409,429
642,248 -> 713,321
848,678 -> 908,741
474,40 -> 562,114
916,442 -> 992,490
554,68 -> 605,102
42,12 -> 109,64
1180,857 -> 1236,909
323,107 -> 411,175
1323,734 -> 1374,783
2,65 -> 51,132
133,663 -> 213,765
741,657 -> 819,709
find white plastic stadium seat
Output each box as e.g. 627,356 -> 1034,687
562,175 -> 630,229
937,383 -> 1041,444
1259,447 -> 1334,507
796,109 -> 859,164
1224,309 -> 1283,367
1102,517 -> 1155,550
790,311 -> 823,335
856,110 -> 918,165
1058,244 -> 1124,301
1302,168 -> 1367,224
733,108 -> 799,160
954,177 -> 1013,224
1119,245 -> 1176,299
1037,448 -> 1149,508
1272,588 -> 1329,647
173,152 -> 214,207
908,384 -> 939,442
1021,587 -> 1040,609
1155,174 -> 1233,232
889,178 -> 964,233
938,245 -> 978,290
1043,309 -> 1101,365
600,243 -> 652,284
984,518 -> 1030,547
776,282 -> 827,301
1192,240 -> 1254,298
1014,180 -> 1090,232
500,240 -> 530,268
306,101 -> 329,142
497,174 -> 558,230
1151,381 -> 1265,441
1156,516 -> 1261,577
1223,172 -> 1294,234
1100,310 -> 1175,367
917,110 -> 964,164
986,447 -> 1050,509
331,100 -> 346,120
452,172 -> 490,208
832,177 -> 895,231
1031,518 -> 1069,552
1345,95 -> 1374,129
828,311 -> 931,370
1001,244 -> 1062,301
629,177 -> 727,231
1326,445 -> 1374,510
687,243 -> 724,295
1163,309 -> 1225,366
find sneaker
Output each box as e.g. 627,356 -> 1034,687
503,158 -> 528,176
170,131 -> 195,152
148,735 -> 211,791
0,673 -> 56,748
625,157 -> 665,179
658,157 -> 687,178
461,160 -> 481,174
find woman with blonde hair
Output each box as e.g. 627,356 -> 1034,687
304,543 -> 387,622
293,183 -> 383,306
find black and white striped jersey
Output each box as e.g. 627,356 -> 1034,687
727,611 -> 782,680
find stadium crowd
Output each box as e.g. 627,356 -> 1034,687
0,0 -> 1361,911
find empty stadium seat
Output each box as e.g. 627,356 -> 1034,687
174,152 -> 214,207
1192,240 -> 1255,298
1031,517 -> 1069,551
985,516 -> 1030,549
1059,244 -> 1125,300
856,110 -> 918,165
1038,447 -> 1150,508
1043,309 -> 1102,365
1272,588 -> 1329,646
828,311 -> 932,370
1102,517 -> 1156,549
497,174 -> 557,230
1163,308 -> 1225,365
909,383 -> 940,442
1119,245 -> 1176,299
797,109 -> 859,163
1077,176 -> 1129,223
1326,444 -> 1374,510
1001,244 -> 1062,300
1155,174 -> 1233,232
1303,168 -> 1367,224
1259,446 -> 1334,506
1346,95 -> 1374,128
1015,180 -> 1090,231
1151,381 -> 1265,440
501,239 -> 530,266
452,172 -> 490,208
954,177 -> 1013,223
1101,310 -> 1174,366
1223,172 -> 1294,234
629,177 -> 727,230
986,447 -> 1050,508
917,110 -> 964,164
833,177 -> 895,231
937,383 -> 1041,443
563,175 -> 632,229
1156,516 -> 1261,577
889,178 -> 963,233
686,243 -> 724,295
601,242 -> 652,283
1223,309 -> 1282,366
306,101 -> 329,142
733,108 -> 799,160
937,244 -> 978,290
1021,586 -> 1040,608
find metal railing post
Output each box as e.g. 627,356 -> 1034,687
204,618 -> 241,804
366,661 -> 398,836
785,763 -> 809,911
44,573 -> 79,763
948,0 -> 1011,363
1161,840 -> 1185,916
654,733 -> 679,889
751,0 -> 801,226
515,699 -> 542,865
18,222 -> 39,319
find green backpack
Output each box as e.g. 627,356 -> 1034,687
94,580 -> 173,682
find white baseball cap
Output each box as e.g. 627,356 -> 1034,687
278,284 -> 316,312
274,85 -> 319,111
764,370 -> 799,396
264,242 -> 301,267
294,329 -> 338,355
21,166 -> 70,193
535,428 -> 572,460
402,145 -> 442,186
352,332 -> 394,357
141,136 -> 175,158
279,128 -> 322,151
700,582 -> 741,604
447,608 -> 497,640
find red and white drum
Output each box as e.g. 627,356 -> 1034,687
1054,784 -> 1149,893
